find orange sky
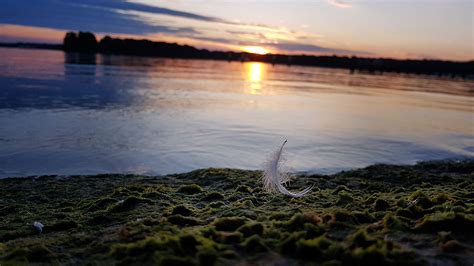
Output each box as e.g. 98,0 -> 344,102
0,0 -> 472,61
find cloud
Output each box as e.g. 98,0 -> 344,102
327,0 -> 352,8
0,0 -> 199,35
0,0 -> 367,56
0,0 -> 280,35
268,42 -> 370,56
77,0 -> 226,24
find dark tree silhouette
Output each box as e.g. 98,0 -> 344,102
58,31 -> 474,79
64,32 -> 98,53
63,32 -> 78,52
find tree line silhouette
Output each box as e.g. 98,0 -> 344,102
8,31 -> 474,78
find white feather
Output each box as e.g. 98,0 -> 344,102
262,140 -> 312,197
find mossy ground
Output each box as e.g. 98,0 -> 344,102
0,160 -> 473,265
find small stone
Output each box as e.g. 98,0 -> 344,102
33,221 -> 44,233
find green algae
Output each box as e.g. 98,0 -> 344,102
202,191 -> 225,201
167,215 -> 201,226
241,235 -> 268,252
374,198 -> 391,211
171,205 -> 194,216
213,217 -> 248,232
0,161 -> 473,265
177,184 -> 203,194
414,212 -> 474,233
3,244 -> 57,264
237,222 -> 264,237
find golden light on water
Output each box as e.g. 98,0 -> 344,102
243,46 -> 270,55
249,63 -> 262,82
245,62 -> 265,94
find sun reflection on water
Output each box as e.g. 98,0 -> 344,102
245,62 -> 265,94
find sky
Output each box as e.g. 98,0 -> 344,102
0,0 -> 472,60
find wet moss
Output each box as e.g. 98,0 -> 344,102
108,196 -> 151,213
142,191 -> 170,200
0,161 -> 472,265
215,231 -> 243,244
347,229 -> 378,249
230,199 -> 253,210
285,213 -> 322,231
167,215 -> 201,226
220,249 -> 238,259
333,185 -> 350,194
295,236 -> 342,260
440,240 -> 467,253
269,211 -> 290,221
304,223 -> 324,239
44,220 -> 78,232
432,193 -> 451,205
374,198 -> 390,211
171,205 -> 193,216
352,210 -> 375,224
237,222 -> 264,237
85,197 -> 116,212
179,234 -> 199,255
336,191 -> 353,206
331,210 -> 355,224
351,244 -> 388,265
213,217 -> 248,232
177,184 -> 203,194
0,205 -> 21,216
415,212 -> 474,233
202,191 -> 224,201
236,185 -> 252,193
3,245 -> 56,263
155,255 -> 195,266
409,191 -> 434,209
241,235 -> 268,252
395,208 -> 414,219
111,187 -> 136,197
280,232 -> 306,255
87,213 -> 113,225
383,212 -> 408,231
110,237 -> 166,258
208,201 -> 224,208
197,248 -> 218,265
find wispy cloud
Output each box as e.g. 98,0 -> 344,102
0,0 -> 280,34
268,42 -> 370,56
0,0 -> 199,35
77,1 -> 226,24
77,0 -> 280,31
327,0 -> 352,9
0,0 -> 367,56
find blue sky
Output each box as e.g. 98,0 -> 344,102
0,0 -> 472,60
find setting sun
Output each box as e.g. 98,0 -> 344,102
243,46 -> 270,55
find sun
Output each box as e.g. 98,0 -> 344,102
243,46 -> 270,55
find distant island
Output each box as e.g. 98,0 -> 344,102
1,31 -> 473,79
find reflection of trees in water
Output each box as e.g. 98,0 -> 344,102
65,53 -> 97,65
64,53 -> 98,78
0,52 -> 143,110
59,52 -> 141,110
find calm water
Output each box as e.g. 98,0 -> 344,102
0,47 -> 473,178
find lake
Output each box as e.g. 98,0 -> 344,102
0,47 -> 472,178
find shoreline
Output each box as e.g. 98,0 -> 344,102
1,43 -> 473,80
1,159 -> 472,180
1,160 -> 473,265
